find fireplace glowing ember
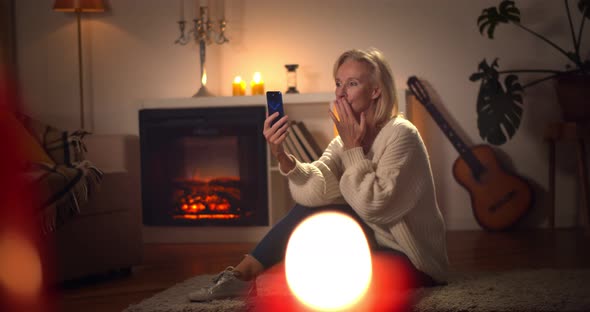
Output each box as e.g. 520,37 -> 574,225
173,213 -> 241,220
172,177 -> 242,220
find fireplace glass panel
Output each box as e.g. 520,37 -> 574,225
140,106 -> 268,226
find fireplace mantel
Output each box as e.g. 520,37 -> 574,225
141,93 -> 335,110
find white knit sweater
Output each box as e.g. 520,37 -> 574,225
280,117 -> 449,282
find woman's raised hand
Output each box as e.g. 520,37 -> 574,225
329,98 -> 366,150
263,112 -> 289,158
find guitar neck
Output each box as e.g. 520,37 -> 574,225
419,99 -> 485,175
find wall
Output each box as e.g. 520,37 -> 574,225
13,0 -> 585,230
0,0 -> 16,69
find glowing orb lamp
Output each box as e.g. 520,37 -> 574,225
0,230 -> 42,299
285,212 -> 372,311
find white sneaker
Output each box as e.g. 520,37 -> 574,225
187,266 -> 256,302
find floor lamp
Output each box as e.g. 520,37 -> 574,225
53,0 -> 106,129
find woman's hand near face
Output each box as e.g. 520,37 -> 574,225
264,112 -> 296,171
329,97 -> 366,150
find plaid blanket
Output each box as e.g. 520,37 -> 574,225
25,161 -> 103,233
17,115 -> 103,233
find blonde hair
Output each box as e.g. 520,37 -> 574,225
332,48 -> 398,128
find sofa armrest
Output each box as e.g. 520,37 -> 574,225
55,168 -> 143,281
54,134 -> 143,282
78,171 -> 138,216
81,133 -> 141,215
84,134 -> 139,173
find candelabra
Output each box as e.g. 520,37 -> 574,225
175,3 -> 229,97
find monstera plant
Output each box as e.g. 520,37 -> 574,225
470,0 -> 590,145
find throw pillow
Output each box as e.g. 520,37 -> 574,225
0,111 -> 55,167
17,114 -> 88,165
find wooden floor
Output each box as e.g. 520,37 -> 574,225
55,229 -> 590,312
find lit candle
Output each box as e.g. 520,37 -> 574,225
251,72 -> 265,95
179,0 -> 184,20
232,76 -> 246,96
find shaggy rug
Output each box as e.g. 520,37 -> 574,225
123,269 -> 590,312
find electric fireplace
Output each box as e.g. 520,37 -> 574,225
139,106 -> 268,226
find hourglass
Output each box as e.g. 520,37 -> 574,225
285,64 -> 300,94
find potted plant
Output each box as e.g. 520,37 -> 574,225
470,0 -> 589,145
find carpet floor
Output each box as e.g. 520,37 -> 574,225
123,268 -> 590,312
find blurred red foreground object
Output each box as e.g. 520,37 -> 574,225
251,253 -> 416,312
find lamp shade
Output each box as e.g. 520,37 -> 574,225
53,0 -> 106,12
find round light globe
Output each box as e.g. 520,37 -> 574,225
285,212 -> 372,311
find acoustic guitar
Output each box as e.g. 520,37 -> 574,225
407,76 -> 533,231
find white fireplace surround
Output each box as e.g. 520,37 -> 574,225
140,93 -> 342,243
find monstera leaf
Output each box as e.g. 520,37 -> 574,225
478,0 -> 521,39
470,59 -> 524,145
471,1 -> 589,145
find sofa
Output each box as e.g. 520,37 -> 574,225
53,134 -> 143,282
7,113 -> 143,282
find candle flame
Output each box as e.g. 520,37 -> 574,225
253,72 -> 262,83
202,69 -> 207,86
233,76 -> 243,83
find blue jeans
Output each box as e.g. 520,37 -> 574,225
250,204 -> 438,288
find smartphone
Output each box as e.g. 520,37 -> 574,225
266,91 -> 284,127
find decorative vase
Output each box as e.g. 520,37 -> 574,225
555,73 -> 590,122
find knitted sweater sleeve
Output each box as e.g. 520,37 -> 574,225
339,124 -> 426,225
280,137 -> 346,207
